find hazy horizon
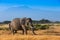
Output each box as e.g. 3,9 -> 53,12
0,0 -> 60,22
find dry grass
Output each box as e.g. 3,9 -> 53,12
0,30 -> 60,40
1,35 -> 60,40
0,24 -> 60,40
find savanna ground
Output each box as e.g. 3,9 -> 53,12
0,24 -> 60,40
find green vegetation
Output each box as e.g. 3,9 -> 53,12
0,24 -> 50,30
0,19 -> 60,24
34,24 -> 49,30
0,27 -> 9,30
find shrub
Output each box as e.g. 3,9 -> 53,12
34,24 -> 41,30
40,25 -> 49,30
34,24 -> 49,30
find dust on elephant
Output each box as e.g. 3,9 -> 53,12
9,18 -> 36,35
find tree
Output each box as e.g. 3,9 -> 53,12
32,20 -> 40,24
54,21 -> 60,23
39,19 -> 51,23
3,21 -> 11,24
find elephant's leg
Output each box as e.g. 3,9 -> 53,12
22,25 -> 27,35
30,27 -> 36,35
29,23 -> 36,35
10,27 -> 15,35
22,29 -> 24,35
15,30 -> 17,33
12,30 -> 15,35
9,23 -> 11,30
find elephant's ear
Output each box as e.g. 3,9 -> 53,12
27,18 -> 32,22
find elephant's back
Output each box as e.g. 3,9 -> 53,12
11,18 -> 20,30
13,18 -> 20,24
20,18 -> 26,25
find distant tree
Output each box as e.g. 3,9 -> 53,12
32,20 -> 40,24
39,19 -> 51,23
0,22 -> 3,24
54,21 -> 60,23
3,21 -> 11,24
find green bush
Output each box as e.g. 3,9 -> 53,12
40,25 -> 49,30
34,24 -> 49,30
34,24 -> 41,30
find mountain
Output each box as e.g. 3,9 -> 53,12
0,6 -> 36,21
0,6 -> 60,22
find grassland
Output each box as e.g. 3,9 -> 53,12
0,24 -> 60,40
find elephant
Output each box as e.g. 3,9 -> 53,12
9,17 -> 36,35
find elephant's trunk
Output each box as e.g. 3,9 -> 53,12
29,23 -> 36,35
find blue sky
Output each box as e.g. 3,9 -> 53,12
0,0 -> 60,21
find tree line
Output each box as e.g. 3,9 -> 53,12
0,19 -> 60,24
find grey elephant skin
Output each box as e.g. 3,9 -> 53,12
9,18 -> 36,35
